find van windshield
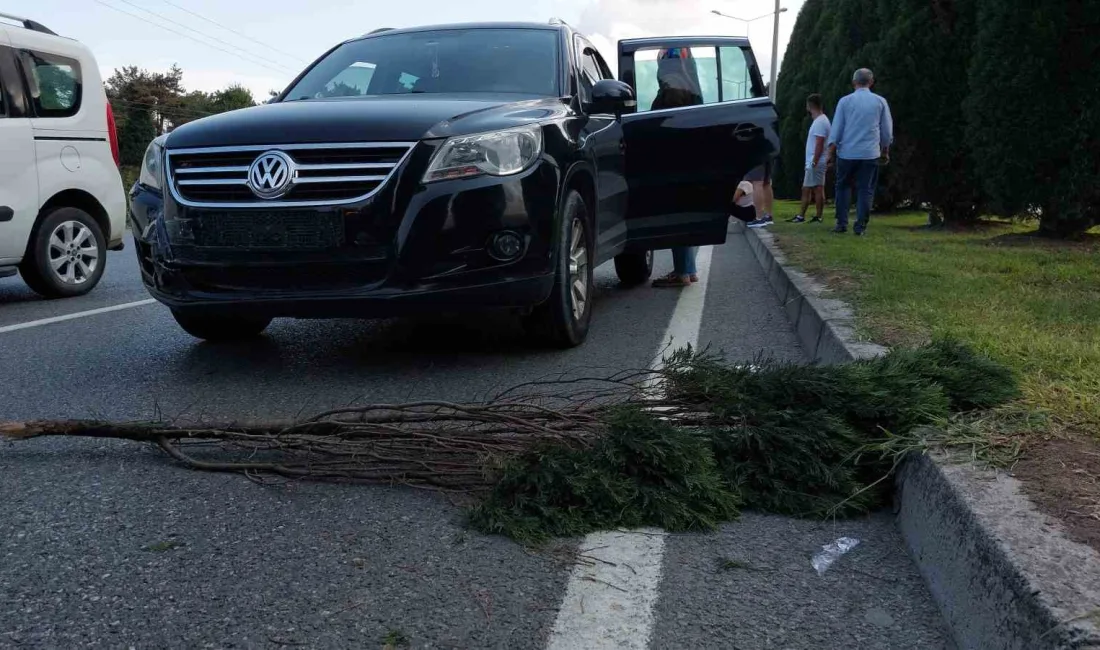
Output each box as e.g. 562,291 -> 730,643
284,28 -> 561,100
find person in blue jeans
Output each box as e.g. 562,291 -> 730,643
826,68 -> 894,235
651,47 -> 703,288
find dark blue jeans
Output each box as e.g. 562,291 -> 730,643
672,247 -> 697,276
835,158 -> 879,233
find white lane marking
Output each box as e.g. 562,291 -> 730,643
547,246 -> 715,650
652,245 -> 714,370
547,529 -> 667,650
0,299 -> 157,334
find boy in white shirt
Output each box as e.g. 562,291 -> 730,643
790,94 -> 831,224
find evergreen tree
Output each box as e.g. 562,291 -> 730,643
118,105 -> 156,167
876,0 -> 984,224
967,0 -> 1100,237
774,0 -> 826,198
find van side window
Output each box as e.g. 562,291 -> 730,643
0,47 -> 8,117
20,50 -> 82,118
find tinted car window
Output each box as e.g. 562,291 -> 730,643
286,28 -> 560,100
577,44 -> 606,100
20,50 -> 82,117
719,46 -> 760,100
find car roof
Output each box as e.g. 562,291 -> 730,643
2,21 -> 91,59
350,21 -> 565,43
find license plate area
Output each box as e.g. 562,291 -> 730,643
194,211 -> 345,250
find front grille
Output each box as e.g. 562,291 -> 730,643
167,142 -> 415,207
191,210 -> 345,250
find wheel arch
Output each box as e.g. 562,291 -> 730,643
36,189 -> 110,243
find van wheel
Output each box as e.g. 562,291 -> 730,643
171,309 -> 272,342
20,208 -> 107,298
614,250 -> 653,286
524,190 -> 594,348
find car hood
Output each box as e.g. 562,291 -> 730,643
164,94 -> 572,149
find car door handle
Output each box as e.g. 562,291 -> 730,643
733,125 -> 763,141
0,207 -> 13,223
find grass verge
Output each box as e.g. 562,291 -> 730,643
766,200 -> 1100,551
767,200 -> 1100,434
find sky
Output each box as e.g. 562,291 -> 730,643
4,0 -> 803,101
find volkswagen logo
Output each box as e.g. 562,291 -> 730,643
247,150 -> 296,199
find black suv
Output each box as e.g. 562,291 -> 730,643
129,22 -> 777,347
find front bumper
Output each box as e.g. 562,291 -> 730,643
128,146 -> 562,318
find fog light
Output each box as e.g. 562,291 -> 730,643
488,231 -> 524,261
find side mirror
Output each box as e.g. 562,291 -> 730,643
588,79 -> 636,117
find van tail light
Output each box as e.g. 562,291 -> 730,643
106,102 -> 121,167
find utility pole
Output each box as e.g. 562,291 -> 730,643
769,0 -> 780,100
711,6 -> 786,100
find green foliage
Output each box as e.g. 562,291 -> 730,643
470,342 -> 1018,542
468,406 -> 740,544
967,0 -> 1100,237
661,348 -> 950,438
768,203 -> 1100,428
777,0 -> 1099,236
177,84 -> 257,124
885,339 -> 1019,410
118,105 -> 156,168
105,65 -> 257,165
709,409 -> 880,518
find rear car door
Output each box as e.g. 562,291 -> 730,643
618,37 -> 777,250
0,29 -> 40,263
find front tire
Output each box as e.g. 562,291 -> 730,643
171,309 -> 272,342
614,250 -> 653,286
20,207 -> 106,298
524,190 -> 594,348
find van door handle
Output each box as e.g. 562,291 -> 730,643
733,125 -> 763,141
0,207 -> 13,222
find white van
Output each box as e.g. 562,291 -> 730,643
0,12 -> 126,297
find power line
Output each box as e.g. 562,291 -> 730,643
110,98 -> 216,119
93,0 -> 295,76
158,0 -> 309,66
105,0 -> 297,73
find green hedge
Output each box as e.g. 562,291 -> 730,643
775,0 -> 1100,236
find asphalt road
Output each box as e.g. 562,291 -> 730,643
0,229 -> 952,649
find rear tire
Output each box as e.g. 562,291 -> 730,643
614,250 -> 653,286
20,207 -> 107,298
524,190 -> 594,348
171,309 -> 272,342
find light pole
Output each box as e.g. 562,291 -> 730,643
711,4 -> 787,100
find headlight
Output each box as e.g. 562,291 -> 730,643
138,136 -> 166,190
423,125 -> 543,183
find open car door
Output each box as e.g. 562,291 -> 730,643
618,36 -> 778,251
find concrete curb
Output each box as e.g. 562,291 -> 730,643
739,223 -> 1100,650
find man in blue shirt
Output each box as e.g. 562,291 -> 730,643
826,68 -> 894,235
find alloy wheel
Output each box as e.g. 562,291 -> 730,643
567,217 -> 589,321
48,220 -> 99,286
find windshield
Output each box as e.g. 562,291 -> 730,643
284,28 -> 561,100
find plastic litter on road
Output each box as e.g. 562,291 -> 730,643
812,537 -> 861,575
